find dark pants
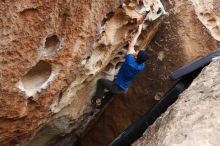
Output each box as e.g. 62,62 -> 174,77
94,78 -> 124,98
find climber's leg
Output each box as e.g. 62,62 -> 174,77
93,79 -> 110,99
92,78 -> 124,107
91,79 -> 106,104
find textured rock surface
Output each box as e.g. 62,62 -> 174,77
0,0 -> 166,145
0,0 -> 220,146
0,0 -> 121,145
132,58 -> 220,146
80,0 -> 220,145
191,0 -> 220,41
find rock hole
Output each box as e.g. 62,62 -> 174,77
124,44 -> 129,50
118,48 -> 128,55
207,18 -> 216,23
113,57 -> 120,62
20,8 -> 38,18
86,56 -> 91,62
207,17 -> 217,27
203,13 -> 213,20
118,51 -> 123,55
95,60 -> 103,67
99,11 -> 115,34
157,8 -> 162,15
115,62 -> 124,70
16,61 -> 54,97
101,11 -> 115,26
44,35 -> 60,55
105,63 -> 115,72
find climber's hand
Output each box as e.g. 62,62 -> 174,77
127,23 -> 143,54
138,23 -> 143,34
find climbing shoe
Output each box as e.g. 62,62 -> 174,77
91,96 -> 100,105
91,97 -> 96,104
95,98 -> 102,108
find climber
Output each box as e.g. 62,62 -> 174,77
91,24 -> 150,108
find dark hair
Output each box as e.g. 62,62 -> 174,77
137,50 -> 150,64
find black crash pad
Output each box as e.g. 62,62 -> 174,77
170,50 -> 220,80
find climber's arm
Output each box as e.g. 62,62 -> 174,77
127,24 -> 143,54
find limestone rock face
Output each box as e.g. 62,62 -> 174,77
0,0 -> 166,145
132,58 -> 220,146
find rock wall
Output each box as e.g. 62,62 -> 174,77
80,0 -> 220,145
0,0 -> 166,146
132,57 -> 220,146
0,0 -> 220,146
191,0 -> 220,41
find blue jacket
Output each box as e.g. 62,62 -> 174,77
114,54 -> 145,90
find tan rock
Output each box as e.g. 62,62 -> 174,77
132,58 -> 220,146
1,0 -> 220,145
191,0 -> 220,41
0,0 -> 166,145
0,0 -> 122,145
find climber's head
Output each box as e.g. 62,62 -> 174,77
135,50 -> 150,64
